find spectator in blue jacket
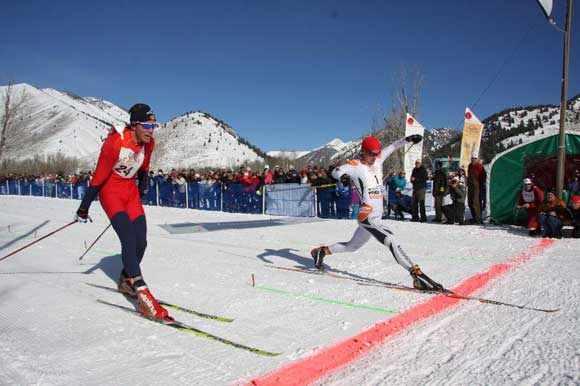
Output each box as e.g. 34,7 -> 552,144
385,170 -> 407,217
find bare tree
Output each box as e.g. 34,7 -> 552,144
0,81 -> 28,160
372,66 -> 423,172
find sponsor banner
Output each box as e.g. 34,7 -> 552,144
403,113 -> 425,178
459,108 -> 483,172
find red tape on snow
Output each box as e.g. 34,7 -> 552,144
247,238 -> 555,386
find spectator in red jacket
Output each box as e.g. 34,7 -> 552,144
262,165 -> 273,185
517,178 -> 544,236
467,154 -> 486,224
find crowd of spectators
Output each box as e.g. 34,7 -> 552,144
145,162 -> 343,189
2,161 -> 579,238
0,171 -> 93,185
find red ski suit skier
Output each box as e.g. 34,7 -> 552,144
90,127 -> 154,221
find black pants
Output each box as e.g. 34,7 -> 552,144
433,195 -> 444,221
443,203 -> 465,224
111,212 -> 147,278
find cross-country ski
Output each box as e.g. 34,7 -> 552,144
2,1 -> 580,384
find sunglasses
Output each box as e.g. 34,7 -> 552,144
139,122 -> 158,130
366,151 -> 380,157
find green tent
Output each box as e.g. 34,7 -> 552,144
488,132 -> 580,224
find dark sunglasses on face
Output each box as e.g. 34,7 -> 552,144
139,122 -> 158,130
367,151 -> 380,157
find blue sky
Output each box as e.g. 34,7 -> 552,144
1,0 -> 578,151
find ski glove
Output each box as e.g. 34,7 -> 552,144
75,207 -> 92,223
405,134 -> 423,144
137,170 -> 149,198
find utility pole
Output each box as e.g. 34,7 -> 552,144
556,0 -> 573,198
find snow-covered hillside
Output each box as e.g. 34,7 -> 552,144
477,94 -> 580,161
151,111 -> 264,169
0,83 -> 127,161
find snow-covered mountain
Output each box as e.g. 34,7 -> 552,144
481,94 -> 580,154
294,128 -> 459,167
2,82 -> 578,170
0,83 -> 265,170
266,150 -> 309,160
423,128 -> 460,153
433,93 -> 580,162
0,83 -> 127,161
295,138 -> 359,166
151,111 -> 264,169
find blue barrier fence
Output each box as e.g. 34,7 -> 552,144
0,180 -> 359,219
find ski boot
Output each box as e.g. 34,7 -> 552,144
136,285 -> 171,320
409,264 -> 445,291
310,246 -> 330,270
118,271 -> 138,299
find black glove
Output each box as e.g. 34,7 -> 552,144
405,134 -> 423,144
137,170 -> 148,198
75,207 -> 92,223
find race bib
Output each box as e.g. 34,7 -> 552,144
112,147 -> 145,179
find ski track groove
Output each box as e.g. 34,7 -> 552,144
2,196 -> 579,385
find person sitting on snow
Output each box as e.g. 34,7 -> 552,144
392,188 -> 412,220
537,190 -> 569,239
517,178 -> 544,236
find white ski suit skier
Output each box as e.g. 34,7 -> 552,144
312,135 -> 443,290
328,137 -> 416,270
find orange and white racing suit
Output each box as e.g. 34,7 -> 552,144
329,137 -> 415,270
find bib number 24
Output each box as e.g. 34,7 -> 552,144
114,165 -> 134,177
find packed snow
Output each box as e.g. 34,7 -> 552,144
0,195 -> 578,386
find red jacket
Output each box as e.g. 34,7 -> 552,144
518,186 -> 543,209
467,162 -> 486,187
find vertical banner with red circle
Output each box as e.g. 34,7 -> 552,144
403,113 -> 425,178
459,107 -> 484,171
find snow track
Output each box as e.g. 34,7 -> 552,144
0,196 -> 578,386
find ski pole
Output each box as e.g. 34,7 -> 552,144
402,142 -> 415,157
79,223 -> 111,261
0,220 -> 77,262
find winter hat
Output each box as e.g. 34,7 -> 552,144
361,136 -> 381,153
264,165 -> 269,170
395,188 -> 401,193
571,195 -> 580,204
129,103 -> 155,123
451,176 -> 459,182
471,152 -> 478,159
523,178 -> 532,184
